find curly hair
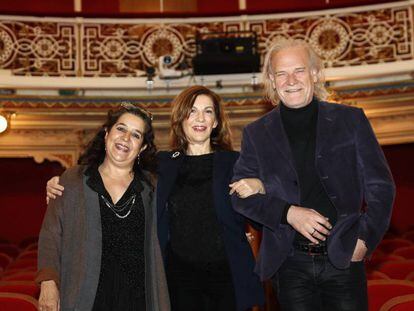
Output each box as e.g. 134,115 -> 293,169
78,104 -> 157,174
262,39 -> 329,105
170,86 -> 233,153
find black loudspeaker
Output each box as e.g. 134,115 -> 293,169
193,32 -> 260,75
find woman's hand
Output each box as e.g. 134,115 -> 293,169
245,232 -> 255,244
351,239 -> 368,262
229,178 -> 265,198
46,176 -> 64,204
39,280 -> 60,311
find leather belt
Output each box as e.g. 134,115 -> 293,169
294,243 -> 328,256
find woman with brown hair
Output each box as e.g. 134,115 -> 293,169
157,85 -> 264,311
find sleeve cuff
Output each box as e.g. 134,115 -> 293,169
281,203 -> 292,225
35,268 -> 60,287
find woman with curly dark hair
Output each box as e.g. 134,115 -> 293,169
37,104 -> 169,311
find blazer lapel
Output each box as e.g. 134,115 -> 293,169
78,175 -> 102,310
264,107 -> 296,172
315,101 -> 337,156
212,151 -> 231,223
141,177 -> 153,212
157,152 -> 185,216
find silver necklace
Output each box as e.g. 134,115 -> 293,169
100,194 -> 136,219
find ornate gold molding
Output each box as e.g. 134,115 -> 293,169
1,86 -> 412,166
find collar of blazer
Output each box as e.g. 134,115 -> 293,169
263,100 -> 338,160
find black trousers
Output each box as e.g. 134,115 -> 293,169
166,252 -> 237,311
272,250 -> 368,311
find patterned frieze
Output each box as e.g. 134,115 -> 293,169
249,5 -> 413,67
0,21 -> 77,76
80,20 -> 248,76
0,1 -> 412,77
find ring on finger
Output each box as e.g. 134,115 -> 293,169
311,228 -> 316,236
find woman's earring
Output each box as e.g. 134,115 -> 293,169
136,154 -> 140,164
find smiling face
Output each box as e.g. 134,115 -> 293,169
270,46 -> 318,109
181,94 -> 218,151
104,112 -> 147,168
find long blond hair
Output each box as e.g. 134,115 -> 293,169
262,39 -> 329,105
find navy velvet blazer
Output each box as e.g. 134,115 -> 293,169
232,100 -> 396,281
157,150 -> 264,311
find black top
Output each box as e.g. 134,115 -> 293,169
280,99 -> 337,244
86,166 -> 146,311
167,153 -> 228,265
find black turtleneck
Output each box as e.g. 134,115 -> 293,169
280,99 -> 337,244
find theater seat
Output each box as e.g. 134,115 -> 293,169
367,270 -> 390,280
404,272 -> 414,282
6,259 -> 37,270
0,253 -> 12,270
19,238 -> 38,250
402,231 -> 414,243
0,244 -> 20,259
368,280 -> 414,311
378,260 -> 414,280
22,243 -> 38,252
1,271 -> 37,281
2,267 -> 37,277
379,239 -> 413,253
367,253 -> 405,270
0,281 -> 40,298
379,294 -> 414,311
0,292 -> 38,311
393,246 -> 414,259
17,251 -> 37,260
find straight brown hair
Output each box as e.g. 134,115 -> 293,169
170,86 -> 233,153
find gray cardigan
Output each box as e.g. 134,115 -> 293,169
37,165 -> 170,311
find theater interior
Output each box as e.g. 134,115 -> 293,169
0,0 -> 414,310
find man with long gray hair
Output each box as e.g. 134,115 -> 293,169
230,39 -> 395,310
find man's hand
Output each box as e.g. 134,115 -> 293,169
351,239 -> 368,262
286,205 -> 332,244
229,178 -> 266,198
46,176 -> 63,204
39,280 -> 60,311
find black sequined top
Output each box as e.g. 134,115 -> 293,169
168,153 -> 228,265
86,166 -> 146,311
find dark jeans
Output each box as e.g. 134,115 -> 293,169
272,250 -> 368,311
166,252 -> 237,311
